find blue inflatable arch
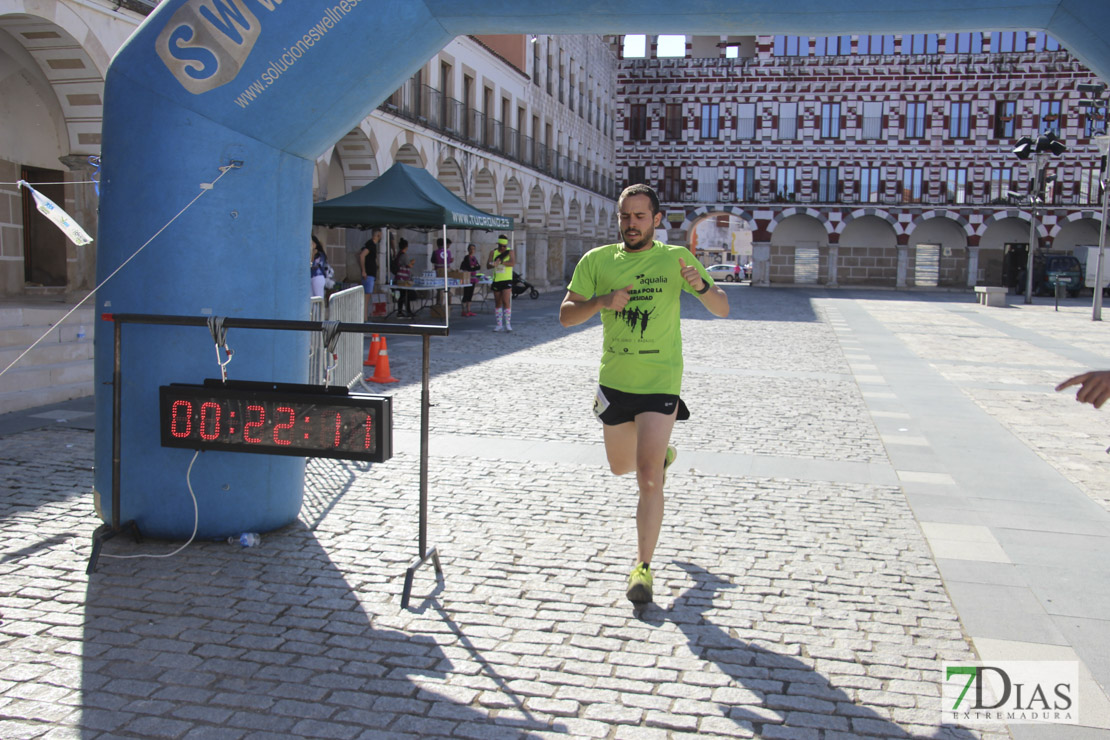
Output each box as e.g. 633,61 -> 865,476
95,0 -> 1110,538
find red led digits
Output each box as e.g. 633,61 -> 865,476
170,400 -> 193,438
198,401 -> 222,440
160,385 -> 389,462
273,405 -> 294,446
244,404 -> 265,443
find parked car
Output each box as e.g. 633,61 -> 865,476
706,263 -> 743,282
1019,254 -> 1083,297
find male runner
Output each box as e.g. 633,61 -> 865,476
559,184 -> 729,604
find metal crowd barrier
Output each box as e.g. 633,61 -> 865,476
309,285 -> 364,387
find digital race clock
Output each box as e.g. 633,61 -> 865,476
159,379 -> 392,462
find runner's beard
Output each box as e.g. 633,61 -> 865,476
622,229 -> 653,251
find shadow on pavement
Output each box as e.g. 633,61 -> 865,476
636,561 -> 977,739
80,527 -> 562,738
302,457 -> 371,532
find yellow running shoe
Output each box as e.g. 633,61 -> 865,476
627,562 -> 653,604
663,445 -> 677,484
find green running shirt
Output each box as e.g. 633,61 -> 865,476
568,241 -> 713,396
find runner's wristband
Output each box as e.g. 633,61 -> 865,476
695,280 -> 711,294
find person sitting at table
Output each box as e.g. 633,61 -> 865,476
459,243 -> 482,317
392,238 -> 416,318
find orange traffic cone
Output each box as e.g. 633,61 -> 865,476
365,336 -> 399,383
363,333 -> 381,367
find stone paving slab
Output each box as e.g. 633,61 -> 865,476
4,287 -> 1110,738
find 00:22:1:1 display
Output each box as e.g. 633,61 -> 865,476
166,399 -> 373,450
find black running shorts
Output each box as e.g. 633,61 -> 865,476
593,384 -> 690,426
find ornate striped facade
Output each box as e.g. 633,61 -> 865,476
617,33 -> 1107,288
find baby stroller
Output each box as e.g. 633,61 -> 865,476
511,273 -> 540,300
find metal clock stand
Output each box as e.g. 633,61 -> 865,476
89,312 -> 447,610
401,332 -> 442,609
88,317 -> 143,574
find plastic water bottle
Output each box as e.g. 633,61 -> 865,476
228,533 -> 261,548
76,325 -> 86,340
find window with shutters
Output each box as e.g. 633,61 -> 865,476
664,104 -> 683,140
627,165 -> 646,189
736,103 -> 756,140
701,103 -> 720,139
905,102 -> 926,138
820,102 -> 841,139
736,167 -> 756,201
776,167 -> 797,202
661,166 -> 683,202
696,166 -> 718,202
994,101 -> 1016,139
818,167 -> 839,202
778,102 -> 798,139
859,168 -> 881,203
902,167 -> 924,203
949,102 -> 971,138
628,103 -> 647,141
945,168 -> 968,204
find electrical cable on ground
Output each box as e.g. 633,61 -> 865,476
100,449 -> 200,560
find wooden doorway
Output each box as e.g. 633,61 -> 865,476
21,165 -> 67,287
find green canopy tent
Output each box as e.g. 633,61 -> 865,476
313,162 -> 514,316
312,161 -> 512,230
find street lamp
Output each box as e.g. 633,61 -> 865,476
1093,135 -> 1110,320
1078,82 -> 1109,320
1012,129 -> 1067,304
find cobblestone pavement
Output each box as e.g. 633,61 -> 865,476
5,286 -> 1110,739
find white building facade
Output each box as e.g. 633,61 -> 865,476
313,33 -> 619,290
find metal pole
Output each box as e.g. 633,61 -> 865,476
419,333 -> 430,558
111,318 -> 122,530
1024,154 -> 1042,305
1094,139 -> 1110,320
1095,185 -> 1108,320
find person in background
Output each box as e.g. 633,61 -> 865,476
1057,370 -> 1110,408
558,183 -> 729,605
310,235 -> 328,298
432,237 -> 453,272
487,234 -> 514,331
392,238 -> 416,318
359,228 -> 381,320
459,243 -> 482,317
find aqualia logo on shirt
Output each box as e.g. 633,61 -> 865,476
156,0 -> 278,95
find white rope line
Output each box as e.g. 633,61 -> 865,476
0,180 -> 97,186
0,163 -> 241,380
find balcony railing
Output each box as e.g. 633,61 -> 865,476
381,82 -> 616,199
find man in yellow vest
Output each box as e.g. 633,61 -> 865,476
488,234 -> 515,331
559,184 -> 730,605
